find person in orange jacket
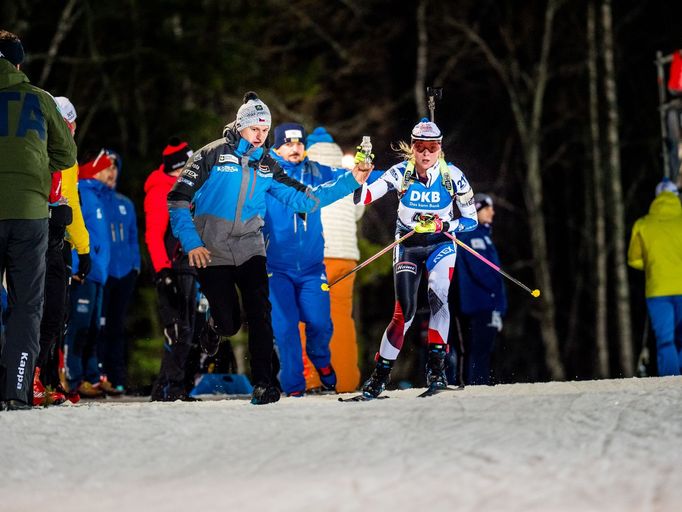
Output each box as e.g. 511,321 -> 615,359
303,127 -> 363,393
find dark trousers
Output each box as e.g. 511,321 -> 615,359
99,270 -> 137,387
459,312 -> 498,386
0,219 -> 48,403
40,245 -> 72,389
198,256 -> 277,387
151,271 -> 197,399
37,224 -> 68,369
65,281 -> 103,388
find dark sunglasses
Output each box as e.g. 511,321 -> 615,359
412,141 -> 441,154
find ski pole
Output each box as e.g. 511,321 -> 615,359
443,231 -> 541,298
322,230 -> 416,291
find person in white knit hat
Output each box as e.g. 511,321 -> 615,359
304,127 -> 364,392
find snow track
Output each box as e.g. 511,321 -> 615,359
1,377 -> 681,511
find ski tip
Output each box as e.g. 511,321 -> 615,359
338,394 -> 389,402
531,289 -> 541,298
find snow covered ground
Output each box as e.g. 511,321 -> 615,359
2,376 -> 681,512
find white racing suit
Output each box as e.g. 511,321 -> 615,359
354,158 -> 477,360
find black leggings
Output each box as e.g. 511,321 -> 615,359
37,224 -> 68,369
152,271 -> 197,397
198,256 -> 276,387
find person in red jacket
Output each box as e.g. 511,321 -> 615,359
144,138 -> 198,401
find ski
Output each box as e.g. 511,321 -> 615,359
338,394 -> 389,402
417,385 -> 462,398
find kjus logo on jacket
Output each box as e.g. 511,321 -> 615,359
218,154 -> 238,164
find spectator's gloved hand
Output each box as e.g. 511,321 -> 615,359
74,253 -> 91,282
155,268 -> 178,296
489,310 -> 503,332
49,204 -> 73,226
414,214 -> 445,233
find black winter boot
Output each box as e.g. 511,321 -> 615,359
201,317 -> 222,357
426,344 -> 448,389
251,384 -> 281,405
361,356 -> 394,398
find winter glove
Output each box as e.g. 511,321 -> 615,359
155,268 -> 178,298
48,204 -> 73,227
488,310 -> 503,332
76,253 -> 91,281
414,214 -> 445,233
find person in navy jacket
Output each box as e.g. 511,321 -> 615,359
168,92 -> 371,404
451,193 -> 507,385
98,150 -> 140,393
264,123 -> 346,396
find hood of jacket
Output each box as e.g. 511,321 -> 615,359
223,121 -> 271,162
0,59 -> 28,90
269,151 -> 307,176
648,191 -> 682,218
79,177 -> 109,196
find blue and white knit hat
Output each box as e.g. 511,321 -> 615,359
655,177 -> 679,196
411,117 -> 442,141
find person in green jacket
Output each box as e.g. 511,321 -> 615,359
0,30 -> 77,410
627,178 -> 682,376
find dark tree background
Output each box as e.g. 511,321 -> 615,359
3,0 -> 680,386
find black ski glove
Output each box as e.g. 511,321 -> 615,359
76,253 -> 91,281
49,204 -> 73,226
155,268 -> 178,298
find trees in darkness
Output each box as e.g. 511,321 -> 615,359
5,0 -> 680,382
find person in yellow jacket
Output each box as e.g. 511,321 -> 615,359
627,178 -> 682,376
55,97 -> 90,265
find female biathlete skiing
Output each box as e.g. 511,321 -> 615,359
353,118 -> 478,398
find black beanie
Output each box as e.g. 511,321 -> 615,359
0,33 -> 25,66
162,137 -> 192,173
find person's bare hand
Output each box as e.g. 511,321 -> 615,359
188,247 -> 211,268
351,163 -> 373,184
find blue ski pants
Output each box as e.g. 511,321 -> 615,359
269,263 -> 333,395
646,295 -> 682,376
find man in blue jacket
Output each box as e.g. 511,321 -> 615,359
265,123 -> 347,396
168,92 -> 371,404
66,151 -> 113,398
451,193 -> 507,385
98,150 -> 140,393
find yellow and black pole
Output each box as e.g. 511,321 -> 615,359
322,230 -> 416,291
